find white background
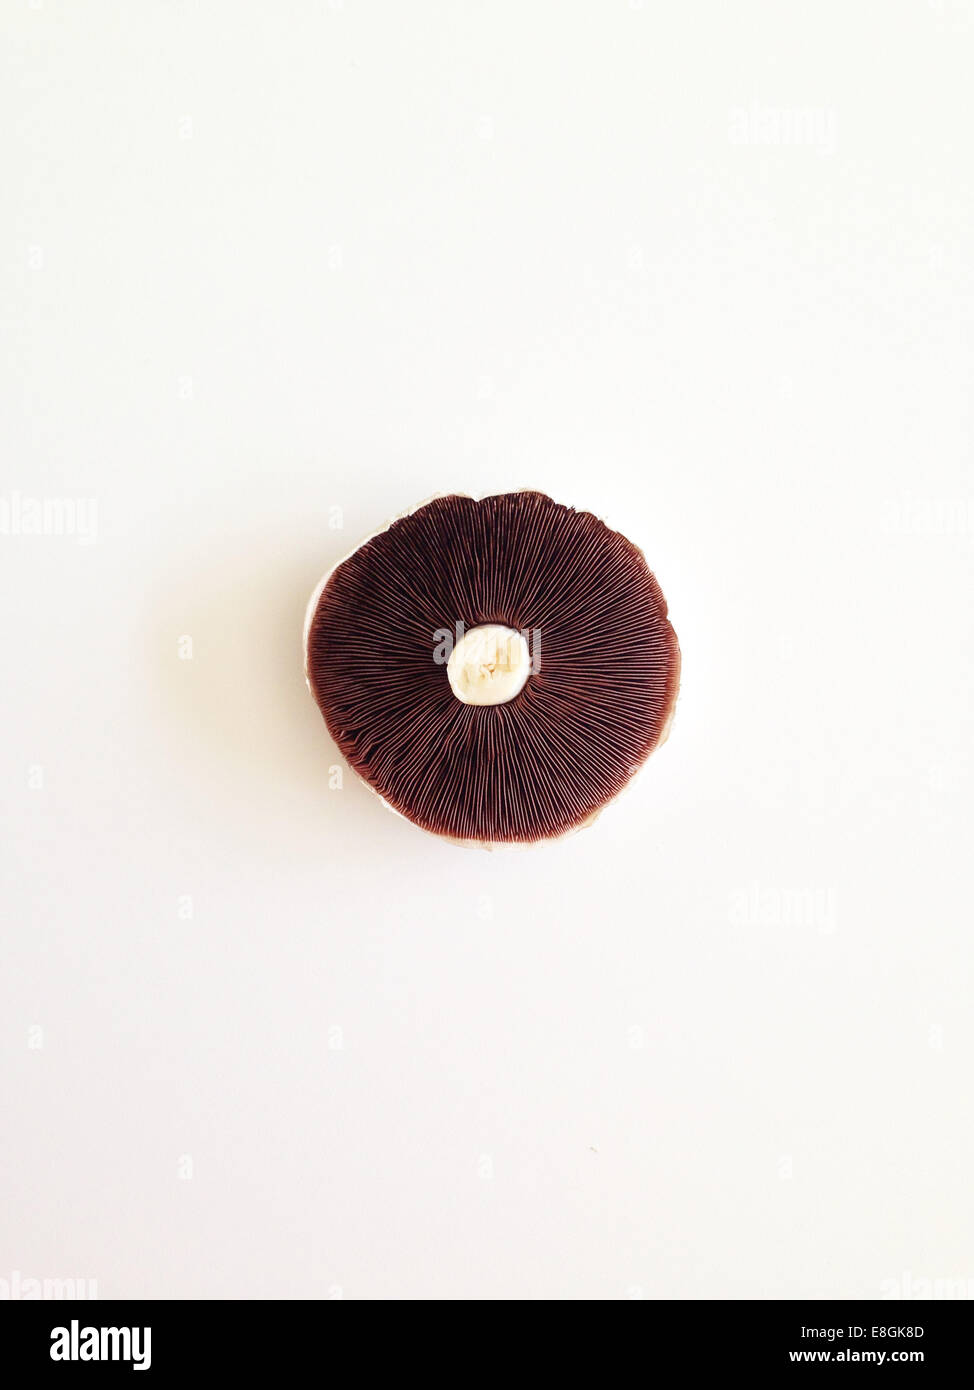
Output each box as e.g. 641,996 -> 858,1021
2,1 -> 972,1301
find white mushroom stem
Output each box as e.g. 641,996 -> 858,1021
446,624 -> 532,706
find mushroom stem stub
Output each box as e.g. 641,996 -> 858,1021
446,624 -> 532,706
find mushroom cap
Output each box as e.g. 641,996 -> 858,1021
305,491 -> 680,845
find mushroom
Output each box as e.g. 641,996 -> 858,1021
305,491 -> 680,845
